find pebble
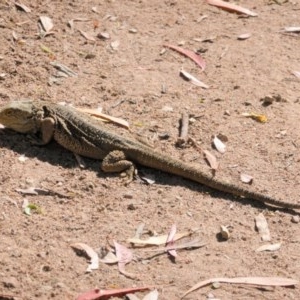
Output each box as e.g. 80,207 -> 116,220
291,215 -> 299,223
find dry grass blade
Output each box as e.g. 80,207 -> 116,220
182,277 -> 298,298
77,107 -> 130,129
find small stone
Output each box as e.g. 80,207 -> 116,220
211,281 -> 221,289
123,193 -> 133,199
127,203 -> 136,210
291,215 -> 300,223
129,28 -> 138,33
2,277 -> 19,288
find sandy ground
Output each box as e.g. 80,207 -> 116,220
1,1 -> 300,299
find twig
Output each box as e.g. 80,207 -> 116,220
176,112 -> 189,146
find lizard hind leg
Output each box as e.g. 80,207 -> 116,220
101,150 -> 136,184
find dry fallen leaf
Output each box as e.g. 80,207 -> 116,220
182,276 -> 298,298
242,112 -> 268,123
283,27 -> 300,33
97,32 -> 110,39
79,30 -> 96,42
255,213 -> 271,242
213,135 -> 226,153
77,107 -> 130,129
237,33 -> 251,40
128,228 -> 199,245
163,44 -> 206,71
256,243 -> 281,252
240,173 -> 253,184
15,2 -> 31,13
114,241 -> 136,279
166,224 -> 177,258
39,16 -> 54,33
180,70 -> 209,89
67,18 -> 90,30
207,0 -> 258,17
291,70 -> 300,78
76,287 -> 152,300
142,289 -> 159,300
99,251 -> 119,264
203,150 -> 219,170
71,243 -> 99,272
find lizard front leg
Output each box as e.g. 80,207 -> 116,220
31,117 -> 55,145
101,150 -> 136,183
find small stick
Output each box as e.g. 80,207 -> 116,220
176,112 -> 189,146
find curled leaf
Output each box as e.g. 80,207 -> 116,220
163,44 -> 206,71
114,241 -> 136,279
182,276 -> 298,298
71,243 -> 99,272
180,69 -> 209,89
237,33 -> 251,40
256,243 -> 281,252
242,112 -> 268,123
213,135 -> 226,154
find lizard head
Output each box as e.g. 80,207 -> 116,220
0,101 -> 37,133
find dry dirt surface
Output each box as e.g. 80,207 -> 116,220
1,1 -> 300,299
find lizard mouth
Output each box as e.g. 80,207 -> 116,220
8,119 -> 36,133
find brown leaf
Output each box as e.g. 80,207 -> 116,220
163,44 -> 206,71
207,0 -> 258,17
203,150 -> 219,170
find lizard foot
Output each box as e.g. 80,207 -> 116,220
101,150 -> 136,184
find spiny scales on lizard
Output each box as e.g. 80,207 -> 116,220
0,100 -> 299,210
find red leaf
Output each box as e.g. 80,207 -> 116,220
163,44 -> 206,71
207,0 -> 257,17
76,286 -> 152,300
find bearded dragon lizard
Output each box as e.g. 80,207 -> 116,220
0,100 -> 299,210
